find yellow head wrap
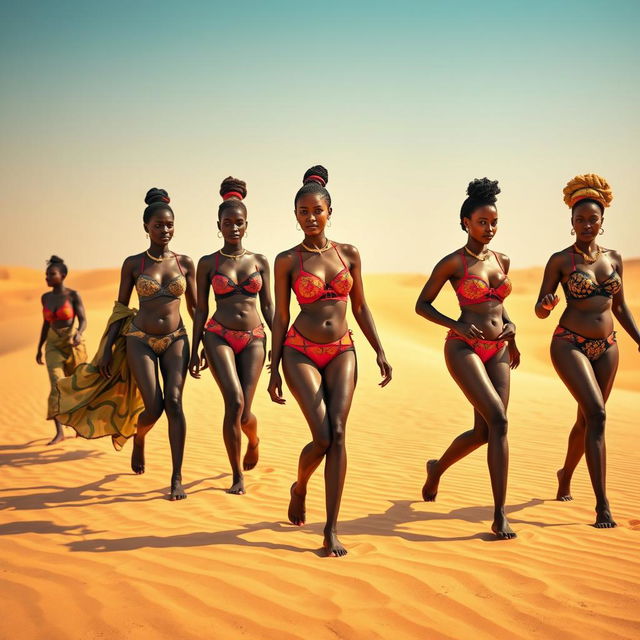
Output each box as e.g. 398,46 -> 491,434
563,174 -> 613,209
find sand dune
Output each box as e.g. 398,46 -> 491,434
1,263 -> 639,639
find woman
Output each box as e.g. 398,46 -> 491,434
189,177 -> 274,495
535,173 -> 640,528
267,165 -> 392,557
36,255 -> 87,445
98,188 -> 196,500
415,178 -> 519,540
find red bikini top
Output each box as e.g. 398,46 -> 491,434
211,252 -> 262,300
43,297 -> 75,323
293,243 -> 353,305
455,250 -> 512,306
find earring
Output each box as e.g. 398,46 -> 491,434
244,230 -> 248,238
217,231 -> 222,238
296,222 -> 301,231
570,229 -> 576,235
327,219 -> 332,228
599,228 -> 605,235
146,233 -> 149,239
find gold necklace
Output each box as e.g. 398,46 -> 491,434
146,249 -> 170,262
302,240 -> 332,253
219,248 -> 247,260
573,244 -> 601,264
464,246 -> 489,261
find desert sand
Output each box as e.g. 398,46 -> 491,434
1,262 -> 639,640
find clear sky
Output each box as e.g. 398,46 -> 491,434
1,0 -> 639,273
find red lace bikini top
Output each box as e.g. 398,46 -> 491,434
211,252 -> 262,300
455,250 -> 512,306
293,243 -> 353,305
43,297 -> 74,323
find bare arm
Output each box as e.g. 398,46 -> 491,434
181,255 -> 197,321
610,252 -> 640,347
267,252 -> 292,404
256,254 -> 274,332
535,253 -> 563,319
344,245 -> 391,386
36,294 -> 49,364
189,255 -> 212,378
71,290 -> 87,345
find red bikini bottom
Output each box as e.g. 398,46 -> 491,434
553,325 -> 616,362
284,326 -> 354,369
445,329 -> 506,364
205,318 -> 265,355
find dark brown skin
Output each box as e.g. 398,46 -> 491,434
415,205 -> 518,540
189,205 -> 274,495
535,201 -> 640,528
36,265 -> 87,445
267,192 -> 392,557
98,208 -> 196,500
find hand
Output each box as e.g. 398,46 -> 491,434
267,371 -> 286,405
72,332 -> 83,347
376,352 -> 392,387
266,349 -> 272,372
189,352 -> 202,379
497,322 -> 516,341
453,322 -> 485,340
540,294 -> 560,312
36,350 -> 44,365
98,350 -> 113,378
508,341 -> 521,369
199,348 -> 208,372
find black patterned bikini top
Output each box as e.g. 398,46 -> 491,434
135,253 -> 187,302
561,249 -> 621,300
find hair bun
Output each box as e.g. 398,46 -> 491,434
303,165 -> 329,187
48,255 -> 64,265
219,176 -> 247,201
466,178 -> 500,203
563,173 -> 612,209
145,187 -> 171,205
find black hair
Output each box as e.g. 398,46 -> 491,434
47,255 -> 68,276
294,165 -> 331,207
572,198 -> 604,215
218,176 -> 247,219
143,188 -> 173,224
459,178 -> 500,231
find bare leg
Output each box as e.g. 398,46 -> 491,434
282,348 -> 330,527
438,340 -> 515,539
204,332 -> 246,494
321,350 -> 357,557
47,418 -> 66,445
126,337 -> 164,474
551,340 -> 618,527
159,335 -> 189,500
236,339 -> 266,471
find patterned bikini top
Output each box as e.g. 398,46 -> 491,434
293,243 -> 353,305
43,297 -> 75,323
135,253 -> 187,302
455,250 -> 512,306
562,249 -> 621,300
211,252 -> 262,300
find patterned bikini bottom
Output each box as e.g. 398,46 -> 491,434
284,326 -> 354,369
124,323 -> 187,355
445,330 -> 506,364
205,318 -> 265,355
553,326 -> 617,362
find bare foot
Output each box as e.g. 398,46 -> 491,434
492,512 -> 516,539
288,482 -> 306,526
169,474 -> 187,501
243,438 -> 260,471
594,506 -> 617,528
131,439 -> 145,474
47,431 -> 65,446
556,468 -> 573,501
323,530 -> 347,557
422,459 -> 440,501
226,474 -> 245,495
